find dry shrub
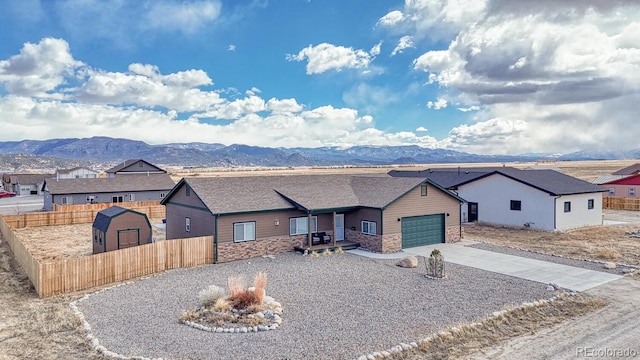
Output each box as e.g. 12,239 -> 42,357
227,275 -> 246,298
229,289 -> 258,309
322,248 -> 332,256
595,248 -> 621,260
213,298 -> 232,312
246,303 -> 268,313
180,309 -> 200,322
253,272 -> 267,305
197,285 -> 226,307
334,246 -> 344,254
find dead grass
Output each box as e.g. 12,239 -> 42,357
11,219 -> 166,261
0,235 -> 101,360
465,224 -> 640,266
394,293 -> 606,360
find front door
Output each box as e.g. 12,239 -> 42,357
335,214 -> 344,241
468,202 -> 478,222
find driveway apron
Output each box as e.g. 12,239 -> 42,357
403,243 -> 622,292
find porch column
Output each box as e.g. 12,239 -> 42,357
332,211 -> 337,246
307,213 -> 312,247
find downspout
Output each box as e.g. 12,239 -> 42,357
214,215 -> 218,263
553,195 -> 560,230
459,201 -> 462,240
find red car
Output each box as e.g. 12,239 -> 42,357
0,190 -> 16,198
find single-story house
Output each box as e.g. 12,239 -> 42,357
160,174 -> 465,263
612,163 -> 640,176
92,206 -> 152,254
389,167 -> 606,231
3,173 -> 53,195
42,174 -> 175,210
598,174 -> 640,198
105,159 -> 167,178
55,166 -> 100,179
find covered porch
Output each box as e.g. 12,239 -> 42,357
292,208 -> 359,253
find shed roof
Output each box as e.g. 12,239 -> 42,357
164,174 -> 462,215
592,174 -> 628,185
92,206 -> 150,232
45,174 -> 175,195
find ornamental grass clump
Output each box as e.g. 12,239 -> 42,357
227,275 -> 246,298
229,289 -> 258,309
197,285 -> 226,307
253,272 -> 267,305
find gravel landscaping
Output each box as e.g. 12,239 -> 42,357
468,242 -> 638,275
77,252 -> 552,360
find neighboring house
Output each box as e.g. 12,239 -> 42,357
55,167 -> 100,179
42,174 -> 175,211
612,163 -> 640,176
599,174 -> 640,198
160,174 -> 464,263
105,159 -> 167,178
4,173 -> 53,195
92,206 -> 152,254
389,167 -> 606,231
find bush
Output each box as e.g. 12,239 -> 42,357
253,272 -> 267,305
197,285 -> 226,307
227,275 -> 246,298
229,289 -> 258,309
213,298 -> 232,312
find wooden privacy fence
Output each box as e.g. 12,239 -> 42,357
603,197 -> 640,211
38,236 -> 213,297
52,200 -> 162,212
3,205 -> 165,229
0,214 -> 213,297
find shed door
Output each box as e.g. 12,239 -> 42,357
401,214 -> 445,248
117,229 -> 140,249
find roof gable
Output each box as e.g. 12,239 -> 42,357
45,174 -> 175,195
92,206 -> 150,232
105,159 -> 165,174
612,163 -> 640,175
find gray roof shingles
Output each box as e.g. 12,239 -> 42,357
612,163 -> 640,175
46,174 -> 175,195
179,175 -> 434,215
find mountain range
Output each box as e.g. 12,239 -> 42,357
0,136 -> 638,169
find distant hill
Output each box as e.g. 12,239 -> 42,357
0,136 -> 637,170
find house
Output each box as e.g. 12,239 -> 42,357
612,163 -> 640,176
92,206 -> 152,254
105,159 -> 167,178
160,174 -> 464,263
389,167 -> 606,231
3,173 -> 53,195
55,167 -> 100,179
598,174 -> 640,198
42,174 -> 175,210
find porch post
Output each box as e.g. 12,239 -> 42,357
332,211 -> 337,246
307,212 -> 312,247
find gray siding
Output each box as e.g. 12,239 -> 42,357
48,190 -> 167,210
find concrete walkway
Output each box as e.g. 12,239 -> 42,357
351,243 -> 622,292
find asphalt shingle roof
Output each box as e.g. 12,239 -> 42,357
45,174 -> 175,195
612,163 -> 640,175
92,206 -> 128,232
105,159 -> 164,174
10,174 -> 54,185
175,175 -> 442,215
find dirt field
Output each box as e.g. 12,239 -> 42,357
12,220 -> 166,261
464,222 -> 640,266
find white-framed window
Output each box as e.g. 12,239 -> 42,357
185,217 -> 191,232
86,195 -> 95,203
588,199 -> 594,210
361,220 -> 377,235
160,193 -> 165,198
234,222 -> 256,242
630,188 -> 636,196
61,196 -> 73,205
129,193 -> 135,201
290,216 -> 317,235
420,184 -> 427,196
564,201 -> 571,213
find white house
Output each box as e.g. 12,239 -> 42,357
55,167 -> 100,179
389,167 -> 606,231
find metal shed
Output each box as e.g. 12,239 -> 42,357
92,206 -> 152,254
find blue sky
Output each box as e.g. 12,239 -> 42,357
1,1 -> 639,155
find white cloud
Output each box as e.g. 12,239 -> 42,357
143,0 -> 222,34
228,44 -> 236,51
427,98 -> 447,110
287,43 -> 374,74
391,36 -> 415,56
376,10 -> 404,27
0,38 -> 83,96
370,41 -> 382,57
416,126 -> 428,132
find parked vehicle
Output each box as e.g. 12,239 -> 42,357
0,190 -> 17,198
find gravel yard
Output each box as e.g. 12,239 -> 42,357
78,252 -> 551,360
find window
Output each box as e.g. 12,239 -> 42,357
588,199 -> 594,210
564,201 -> 571,213
186,186 -> 191,196
129,193 -> 135,201
289,216 -> 317,235
608,187 -> 615,195
160,193 -> 165,198
361,220 -> 377,235
61,196 -> 73,205
234,222 -> 256,242
510,200 -> 522,211
86,195 -> 95,203
112,196 -> 123,203
138,162 -> 143,167
630,188 -> 636,196
420,184 -> 427,196
185,217 -> 191,232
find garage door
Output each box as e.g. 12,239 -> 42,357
401,214 -> 445,248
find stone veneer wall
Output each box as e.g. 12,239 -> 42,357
346,225 -> 463,254
217,235 -> 306,263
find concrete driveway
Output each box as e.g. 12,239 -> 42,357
403,243 -> 622,292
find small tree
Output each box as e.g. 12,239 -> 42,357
426,249 -> 445,278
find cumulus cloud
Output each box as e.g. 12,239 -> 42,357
427,98 -> 447,110
376,10 -> 404,27
287,43 -> 375,74
370,41 -> 382,57
391,36 -> 414,56
416,126 -> 428,132
403,0 -> 640,153
228,44 -> 236,51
